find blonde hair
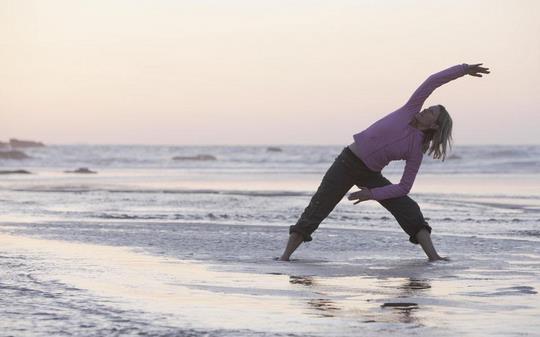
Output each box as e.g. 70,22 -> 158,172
422,105 -> 453,160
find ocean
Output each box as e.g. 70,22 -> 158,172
1,144 -> 539,336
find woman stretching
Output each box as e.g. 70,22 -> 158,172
279,63 -> 490,262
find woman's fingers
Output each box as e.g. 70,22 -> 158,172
468,65 -> 490,77
470,64 -> 490,73
348,187 -> 369,204
477,67 -> 490,73
348,190 -> 362,200
347,192 -> 359,200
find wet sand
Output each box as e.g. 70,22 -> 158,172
1,232 -> 539,337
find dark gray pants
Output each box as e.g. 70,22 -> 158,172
289,147 -> 431,244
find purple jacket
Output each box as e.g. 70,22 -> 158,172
350,64 -> 469,201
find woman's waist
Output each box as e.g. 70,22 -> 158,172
342,145 -> 379,173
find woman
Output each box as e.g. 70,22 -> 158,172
279,63 -> 490,262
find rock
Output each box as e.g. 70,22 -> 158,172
9,138 -> 45,148
0,150 -> 30,160
266,147 -> 283,152
447,154 -> 462,160
0,141 -> 8,148
64,167 -> 97,174
172,154 -> 217,161
0,169 -> 32,174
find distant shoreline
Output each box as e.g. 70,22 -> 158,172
17,143 -> 540,147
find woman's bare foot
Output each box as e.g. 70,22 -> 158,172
273,256 -> 290,262
415,229 -> 447,261
429,256 -> 450,262
278,232 -> 303,261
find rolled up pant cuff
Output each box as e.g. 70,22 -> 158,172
409,223 -> 433,244
289,225 -> 313,242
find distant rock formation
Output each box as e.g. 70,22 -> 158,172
172,154 -> 217,161
9,138 -> 45,148
0,169 -> 32,174
0,141 -> 8,148
64,167 -> 97,174
267,147 -> 283,152
0,150 -> 30,160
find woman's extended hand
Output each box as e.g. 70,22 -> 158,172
347,187 -> 371,204
466,63 -> 490,77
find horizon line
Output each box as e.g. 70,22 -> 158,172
13,142 -> 540,147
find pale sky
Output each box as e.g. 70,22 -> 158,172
1,0 -> 539,145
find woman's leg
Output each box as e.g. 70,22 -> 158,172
356,174 -> 445,260
414,228 -> 448,261
279,149 -> 356,261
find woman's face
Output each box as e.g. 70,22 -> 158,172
415,105 -> 441,129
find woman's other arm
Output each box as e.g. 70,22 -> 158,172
348,150 -> 423,202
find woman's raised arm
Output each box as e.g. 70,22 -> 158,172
404,63 -> 490,111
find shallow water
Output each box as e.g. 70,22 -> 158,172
1,145 -> 539,336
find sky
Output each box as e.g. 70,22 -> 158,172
1,0 -> 539,145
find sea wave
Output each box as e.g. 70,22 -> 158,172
2,144 -> 539,174
11,187 -> 311,197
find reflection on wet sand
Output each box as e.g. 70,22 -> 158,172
307,298 -> 341,317
289,275 -> 341,317
289,275 -> 315,286
379,278 -> 431,324
380,301 -> 419,324
287,274 -> 431,322
398,278 -> 431,293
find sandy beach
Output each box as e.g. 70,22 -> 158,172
2,229 -> 539,337
1,144 -> 540,336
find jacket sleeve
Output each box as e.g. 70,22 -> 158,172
369,147 -> 423,201
404,64 -> 469,112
